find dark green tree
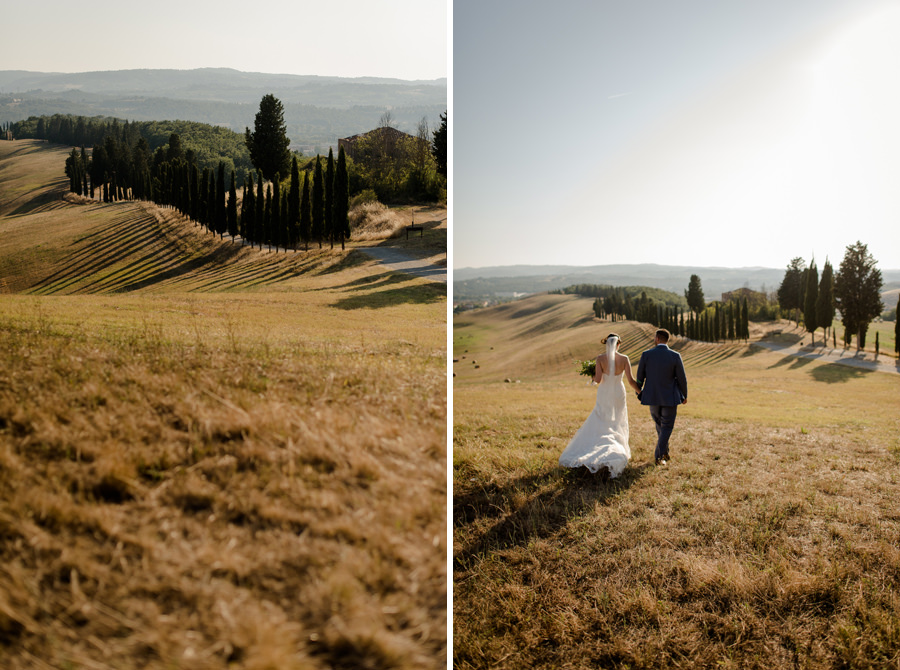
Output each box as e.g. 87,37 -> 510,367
895,295 -> 899,355
834,241 -> 883,351
741,298 -> 749,340
166,133 -> 183,163
227,171 -> 238,241
264,185 -> 272,248
65,148 -> 82,193
777,257 -> 806,325
334,146 -> 350,249
288,157 -> 301,250
255,171 -> 265,248
685,275 -> 705,314
280,192 -> 289,251
215,162 -> 226,238
325,148 -> 335,248
199,167 -> 210,228
271,173 -> 281,250
245,94 -> 291,182
804,259 -> 819,344
432,110 -> 447,178
816,259 -> 835,345
241,171 -> 256,243
727,303 -> 736,341
300,172 -> 312,250
311,156 -> 324,247
189,164 -> 200,222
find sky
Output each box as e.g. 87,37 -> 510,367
453,0 -> 900,271
1,0 -> 447,81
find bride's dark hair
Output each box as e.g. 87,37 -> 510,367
602,333 -> 620,344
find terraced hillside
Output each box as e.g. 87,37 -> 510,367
0,140 -> 447,670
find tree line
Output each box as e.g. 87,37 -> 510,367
11,100 -> 448,205
12,115 -> 253,180
777,242 -> 887,351
64,133 -> 351,251
561,283 -> 752,343
58,94 -> 449,251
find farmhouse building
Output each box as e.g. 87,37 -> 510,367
338,126 -> 419,161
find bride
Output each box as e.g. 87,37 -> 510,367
559,334 -> 641,478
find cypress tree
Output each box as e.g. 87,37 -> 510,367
334,145 -> 350,248
713,304 -> 721,342
312,156 -> 324,247
271,173 -> 281,250
742,298 -> 749,340
264,185 -> 272,249
804,259 -> 819,344
816,259 -> 835,344
325,148 -> 335,248
685,275 -> 705,315
288,157 -> 301,250
65,148 -> 80,192
227,171 -> 238,242
242,172 -> 255,244
280,192 -> 289,251
300,172 -> 312,251
255,171 -> 265,248
216,162 -> 226,238
207,170 -> 216,232
245,94 -> 291,181
895,295 -> 900,354
190,164 -> 200,223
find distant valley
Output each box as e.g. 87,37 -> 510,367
0,68 -> 446,153
454,263 -> 900,306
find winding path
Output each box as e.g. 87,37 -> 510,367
753,339 -> 899,375
358,246 -> 447,283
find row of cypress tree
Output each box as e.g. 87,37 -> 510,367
64,131 -> 350,250
590,287 -> 751,343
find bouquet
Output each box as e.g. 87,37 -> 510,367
578,359 -> 596,378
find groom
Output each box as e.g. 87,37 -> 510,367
636,329 -> 688,466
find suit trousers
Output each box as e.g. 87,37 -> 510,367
649,405 -> 677,460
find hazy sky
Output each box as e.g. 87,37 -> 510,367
1,0 -> 447,81
453,0 -> 900,271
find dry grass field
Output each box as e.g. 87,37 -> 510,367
454,293 -> 900,669
0,140 -> 447,669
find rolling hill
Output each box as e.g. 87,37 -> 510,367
0,139 -> 447,669
0,68 -> 447,152
454,263 -> 900,311
453,286 -> 900,669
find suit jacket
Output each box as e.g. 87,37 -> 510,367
636,344 -> 687,406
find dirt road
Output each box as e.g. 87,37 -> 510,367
753,339 -> 899,375
359,246 -> 447,283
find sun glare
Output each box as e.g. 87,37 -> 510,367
567,5 -> 900,269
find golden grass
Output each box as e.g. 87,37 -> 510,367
454,294 -> 900,669
0,140 -> 447,669
349,203 -> 447,263
351,202 -> 408,241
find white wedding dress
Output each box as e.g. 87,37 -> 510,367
559,341 -> 631,478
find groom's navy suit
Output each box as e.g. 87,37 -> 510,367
636,343 -> 688,462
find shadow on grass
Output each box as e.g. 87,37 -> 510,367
764,332 -> 805,347
8,184 -> 68,217
453,462 -> 651,571
315,250 -> 370,275
768,354 -> 815,370
809,363 -> 874,384
331,275 -> 445,310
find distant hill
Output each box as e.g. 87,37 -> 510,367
0,68 -> 446,152
454,263 -> 900,306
